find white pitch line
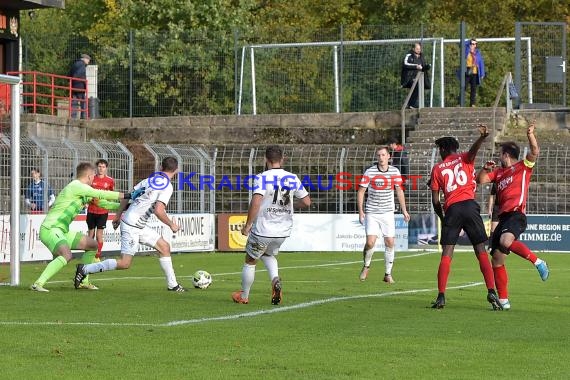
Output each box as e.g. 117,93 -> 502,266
46,251 -> 435,284
0,282 -> 483,328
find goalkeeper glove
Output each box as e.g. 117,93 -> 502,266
126,187 -> 146,200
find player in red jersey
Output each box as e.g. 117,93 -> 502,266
477,121 -> 549,310
86,159 -> 115,270
429,125 -> 501,310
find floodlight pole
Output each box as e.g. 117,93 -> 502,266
1,73 -> 22,286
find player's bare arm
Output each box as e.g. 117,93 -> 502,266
526,120 -> 539,163
155,201 -> 179,233
395,187 -> 410,222
488,194 -> 495,217
476,160 -> 496,184
431,189 -> 444,221
111,199 -> 130,229
466,124 -> 489,162
357,186 -> 367,224
294,195 -> 311,209
241,194 -> 263,236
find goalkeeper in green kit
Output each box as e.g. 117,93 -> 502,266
31,162 -> 144,292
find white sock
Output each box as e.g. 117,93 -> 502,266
159,256 -> 178,289
260,255 -> 279,281
364,248 -> 374,267
534,258 -> 543,266
84,259 -> 117,274
384,246 -> 395,275
241,264 -> 256,299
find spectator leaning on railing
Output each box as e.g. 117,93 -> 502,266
69,53 -> 90,119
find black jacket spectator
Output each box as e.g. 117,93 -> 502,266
69,54 -> 90,95
401,43 -> 431,107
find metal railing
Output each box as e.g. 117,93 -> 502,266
4,71 -> 88,119
1,138 -> 569,217
491,72 -> 515,154
400,71 -> 424,145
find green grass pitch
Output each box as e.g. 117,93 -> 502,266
1,250 -> 568,379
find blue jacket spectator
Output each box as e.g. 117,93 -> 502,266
25,168 -> 55,212
463,38 -> 485,106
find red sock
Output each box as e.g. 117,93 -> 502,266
437,256 -> 452,293
476,252 -> 495,290
508,241 -> 537,264
96,241 -> 103,258
493,265 -> 509,299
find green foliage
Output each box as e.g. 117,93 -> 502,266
18,0 -> 570,115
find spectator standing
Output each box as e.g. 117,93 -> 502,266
464,39 -> 485,107
387,137 -> 409,178
25,168 -> 55,213
401,42 -> 430,109
69,54 -> 90,119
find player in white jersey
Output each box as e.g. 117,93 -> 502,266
75,157 -> 186,292
357,146 -> 410,283
232,145 -> 311,305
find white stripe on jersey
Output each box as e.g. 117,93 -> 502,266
360,164 -> 401,214
517,168 -> 526,210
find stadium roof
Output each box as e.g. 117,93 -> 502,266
0,0 -> 65,10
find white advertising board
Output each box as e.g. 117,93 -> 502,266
281,214 -> 408,252
0,213 -> 215,263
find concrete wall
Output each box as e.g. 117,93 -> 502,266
16,111 -> 414,144
14,109 -> 569,144
84,112 -> 414,145
21,114 -> 87,141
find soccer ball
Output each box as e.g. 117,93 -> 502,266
192,270 -> 212,289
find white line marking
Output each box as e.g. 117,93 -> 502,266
1,282 -> 483,328
47,251 -> 435,284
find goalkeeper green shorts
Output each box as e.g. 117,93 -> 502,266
39,226 -> 83,254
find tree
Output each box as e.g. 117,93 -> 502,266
82,0 -> 256,115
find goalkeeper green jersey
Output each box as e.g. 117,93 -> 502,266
41,180 -> 120,233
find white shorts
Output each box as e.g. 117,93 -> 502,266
245,233 -> 287,260
120,222 -> 161,255
364,212 -> 395,238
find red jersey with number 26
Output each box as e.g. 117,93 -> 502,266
430,152 -> 476,211
487,160 -> 533,215
88,175 -> 115,214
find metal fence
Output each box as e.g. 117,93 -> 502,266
0,135 -> 133,214
20,24 -> 569,118
2,137 -> 569,217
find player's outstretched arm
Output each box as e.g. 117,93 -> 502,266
526,120 -> 539,163
476,160 -> 495,184
77,181 -> 143,201
94,198 -> 121,211
467,124 -> 489,162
